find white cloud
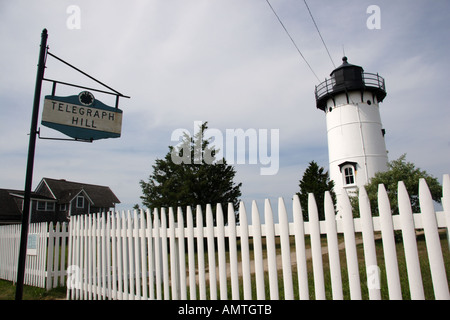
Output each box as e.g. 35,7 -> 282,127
1,0 -> 449,210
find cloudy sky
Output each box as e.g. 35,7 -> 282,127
1,0 -> 449,215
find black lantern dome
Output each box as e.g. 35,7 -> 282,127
315,57 -> 387,111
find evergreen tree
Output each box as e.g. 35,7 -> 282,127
297,161 -> 336,221
139,122 -> 242,225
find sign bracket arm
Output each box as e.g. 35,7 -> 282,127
43,78 -> 130,99
36,128 -> 93,143
46,51 -> 127,98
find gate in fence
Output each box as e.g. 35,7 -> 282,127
65,177 -> 450,300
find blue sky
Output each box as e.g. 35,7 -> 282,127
1,0 -> 449,214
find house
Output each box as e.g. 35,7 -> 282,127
0,189 -> 56,225
0,178 -> 120,225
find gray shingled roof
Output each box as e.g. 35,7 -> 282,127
42,178 -> 120,208
0,189 -> 22,223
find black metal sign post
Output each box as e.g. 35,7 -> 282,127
14,30 -> 129,300
15,29 -> 48,300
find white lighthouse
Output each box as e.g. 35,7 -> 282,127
315,57 -> 388,216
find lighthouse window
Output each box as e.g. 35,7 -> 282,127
343,167 -> 355,185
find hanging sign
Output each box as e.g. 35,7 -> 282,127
41,91 -> 123,141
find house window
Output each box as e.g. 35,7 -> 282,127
76,196 -> 84,208
60,204 -> 67,211
47,202 -> 55,211
37,201 -> 46,211
343,166 -> 355,185
37,201 -> 55,211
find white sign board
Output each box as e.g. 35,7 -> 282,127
27,234 -> 37,256
41,93 -> 123,141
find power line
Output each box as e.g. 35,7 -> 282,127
265,0 -> 320,82
303,0 -> 336,69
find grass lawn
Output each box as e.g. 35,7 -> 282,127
0,280 -> 66,300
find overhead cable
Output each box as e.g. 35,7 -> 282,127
303,0 -> 336,69
265,0 -> 321,82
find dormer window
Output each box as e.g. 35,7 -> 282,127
338,161 -> 358,186
76,195 -> 85,208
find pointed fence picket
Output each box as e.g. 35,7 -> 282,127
398,181 -> 424,299
308,193 -> 326,299
62,175 -> 450,300
377,184 -> 401,299
324,191 -> 343,300
251,201 -> 265,299
358,187 -> 381,300
293,195 -> 309,300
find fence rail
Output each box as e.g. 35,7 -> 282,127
66,176 -> 450,300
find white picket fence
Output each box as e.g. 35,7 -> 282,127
66,176 -> 450,300
0,222 -> 69,290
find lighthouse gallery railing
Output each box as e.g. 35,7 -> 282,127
315,72 -> 386,102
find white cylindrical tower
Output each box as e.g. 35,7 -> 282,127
315,57 -> 388,216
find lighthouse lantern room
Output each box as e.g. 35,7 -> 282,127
315,57 -> 388,216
